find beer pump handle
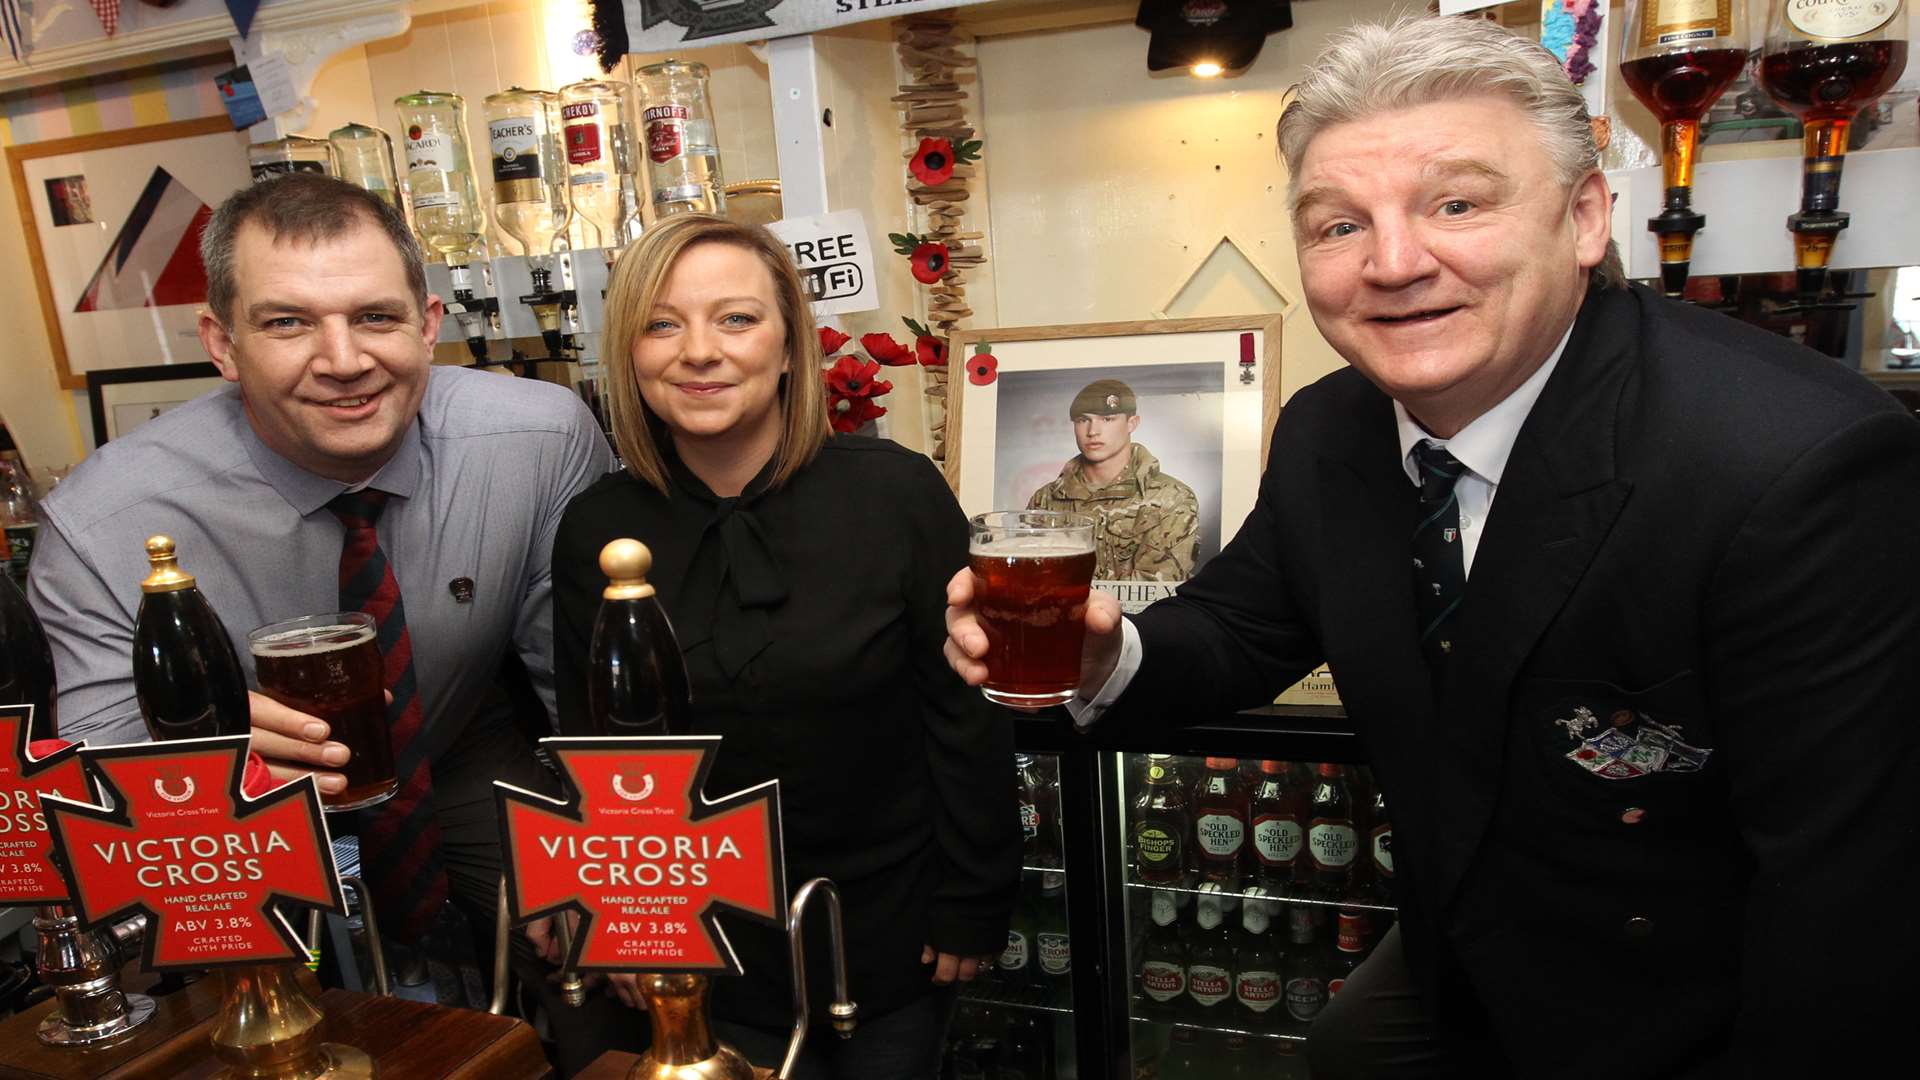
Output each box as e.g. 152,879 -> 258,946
778,877 -> 859,1080
555,912 -> 587,1007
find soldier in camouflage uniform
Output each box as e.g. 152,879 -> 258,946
1026,379 -> 1201,581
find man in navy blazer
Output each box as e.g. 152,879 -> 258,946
946,15 -> 1920,1076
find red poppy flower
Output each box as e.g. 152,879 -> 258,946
915,335 -> 948,367
909,137 -> 955,187
967,351 -> 999,386
861,331 -> 915,367
819,326 -> 851,356
824,354 -> 884,397
908,242 -> 949,284
829,394 -> 888,433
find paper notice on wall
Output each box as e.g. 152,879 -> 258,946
1438,0 -> 1507,14
247,52 -> 300,119
621,0 -> 996,55
766,209 -> 879,317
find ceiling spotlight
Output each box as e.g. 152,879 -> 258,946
1137,0 -> 1293,77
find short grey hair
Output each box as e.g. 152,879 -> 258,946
200,173 -> 429,325
1277,15 -> 1624,289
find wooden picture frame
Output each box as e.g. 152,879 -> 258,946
945,314 -> 1282,608
7,115 -> 248,391
85,362 -> 227,448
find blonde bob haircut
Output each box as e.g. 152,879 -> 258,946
1277,14 -> 1624,289
601,214 -> 830,493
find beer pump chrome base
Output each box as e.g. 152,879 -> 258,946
33,905 -> 157,1048
208,962 -> 373,1080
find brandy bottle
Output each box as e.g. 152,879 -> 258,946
1758,0 -> 1909,300
1620,0 -> 1751,295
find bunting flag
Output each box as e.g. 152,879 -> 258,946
1,0 -> 25,61
226,0 -> 261,39
88,0 -> 120,36
590,0 -> 995,64
73,167 -> 214,313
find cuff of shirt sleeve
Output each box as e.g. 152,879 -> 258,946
1065,618 -> 1141,731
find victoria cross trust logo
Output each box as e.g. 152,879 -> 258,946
1554,704 -> 1712,780
639,0 -> 785,41
612,771 -> 654,802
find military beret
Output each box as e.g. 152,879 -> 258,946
1070,379 -> 1137,417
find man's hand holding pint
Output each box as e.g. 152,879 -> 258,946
245,688 -> 389,794
943,567 -> 1126,707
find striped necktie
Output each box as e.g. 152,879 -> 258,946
1411,442 -> 1468,681
329,489 -> 447,944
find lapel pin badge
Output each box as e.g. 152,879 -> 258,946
449,577 -> 475,603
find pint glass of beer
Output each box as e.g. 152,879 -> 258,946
248,613 -> 396,810
968,511 -> 1097,709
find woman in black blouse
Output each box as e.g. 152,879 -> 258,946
551,214 -> 1020,1078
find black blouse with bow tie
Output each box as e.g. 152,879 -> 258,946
552,434 -> 1021,1027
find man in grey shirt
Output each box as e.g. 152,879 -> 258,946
28,175 -> 615,1071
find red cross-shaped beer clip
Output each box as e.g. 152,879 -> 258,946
0,705 -> 90,905
41,734 -> 345,969
495,737 -> 785,974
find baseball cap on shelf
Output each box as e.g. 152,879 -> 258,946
1135,0 -> 1293,74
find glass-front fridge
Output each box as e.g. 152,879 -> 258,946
946,750 -> 1079,1079
1116,751 -> 1394,1079
980,708 -> 1383,1079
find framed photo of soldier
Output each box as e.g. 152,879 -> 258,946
945,315 -> 1281,615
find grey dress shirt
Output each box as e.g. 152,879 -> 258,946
28,365 -> 614,754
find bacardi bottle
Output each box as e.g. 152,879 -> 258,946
132,536 -> 250,742
394,91 -> 487,265
1192,756 -> 1248,892
1136,888 -> 1186,1021
1131,754 -> 1189,885
1307,763 -> 1359,899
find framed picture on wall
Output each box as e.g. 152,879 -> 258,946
85,362 -> 227,448
6,115 -> 249,391
945,315 -> 1282,613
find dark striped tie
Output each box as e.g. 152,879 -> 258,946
1411,442 -> 1468,681
329,489 -> 447,944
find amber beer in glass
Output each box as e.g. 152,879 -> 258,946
968,511 -> 1096,709
248,613 -> 395,810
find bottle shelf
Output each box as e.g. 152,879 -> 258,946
960,979 -> 1075,1016
1127,1003 -> 1308,1043
1122,878 -> 1397,915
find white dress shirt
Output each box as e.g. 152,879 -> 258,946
1067,327 -> 1572,728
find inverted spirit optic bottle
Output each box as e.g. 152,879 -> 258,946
484,87 -> 571,258
394,91 -> 488,266
329,122 -> 404,212
633,59 -> 727,220
248,137 -> 336,183
1620,0 -> 1750,296
560,79 -> 639,250
1758,0 -> 1909,301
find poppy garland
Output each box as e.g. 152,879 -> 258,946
907,136 -> 983,188
889,232 -> 951,285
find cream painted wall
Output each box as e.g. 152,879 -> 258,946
971,2 -> 1408,408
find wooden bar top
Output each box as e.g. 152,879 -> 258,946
0,978 -> 550,1080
